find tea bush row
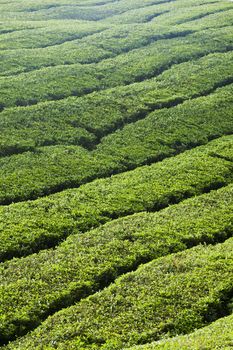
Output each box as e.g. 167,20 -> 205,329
0,56 -> 232,204
0,184 -> 232,343
0,135 -> 232,261
4,237 -> 233,349
1,27 -> 233,109
126,314 -> 233,350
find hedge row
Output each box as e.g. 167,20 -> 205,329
125,314 -> 233,349
0,183 -> 232,343
95,84 -> 233,167
1,26 -> 233,108
105,1 -> 233,24
0,77 -> 232,204
0,0 -> 218,21
1,51 -> 232,157
4,237 -> 233,349
1,1 -> 232,75
0,20 -> 108,51
0,135 -> 232,261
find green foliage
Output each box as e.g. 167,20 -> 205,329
125,314 -> 233,349
106,0 -> 233,24
0,184 -> 232,343
4,237 -> 233,349
1,0 -> 217,21
95,84 -> 233,166
1,0 -> 231,23
0,136 -> 232,261
1,28 -> 233,108
0,20 -> 108,51
1,2 -> 233,76
0,55 -> 232,205
0,0 -> 233,348
1,52 -> 232,156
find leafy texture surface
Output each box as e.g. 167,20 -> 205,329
0,0 -> 233,348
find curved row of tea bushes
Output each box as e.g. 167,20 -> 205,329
95,84 -> 233,167
1,26 -> 233,109
0,145 -> 118,204
0,184 -> 232,343
2,1 -> 232,76
125,314 -> 233,350
105,0 -> 233,24
1,51 -> 232,157
1,0 -> 233,349
0,20 -> 109,51
4,237 -> 233,349
0,135 -> 232,261
0,77 -> 233,204
0,49 -> 232,203
0,121 -> 96,156
0,25 -> 191,76
0,0 -> 197,21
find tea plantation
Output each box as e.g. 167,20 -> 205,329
0,0 -> 232,349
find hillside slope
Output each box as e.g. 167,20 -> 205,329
0,0 -> 232,349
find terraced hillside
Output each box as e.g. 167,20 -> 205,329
0,0 -> 233,349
